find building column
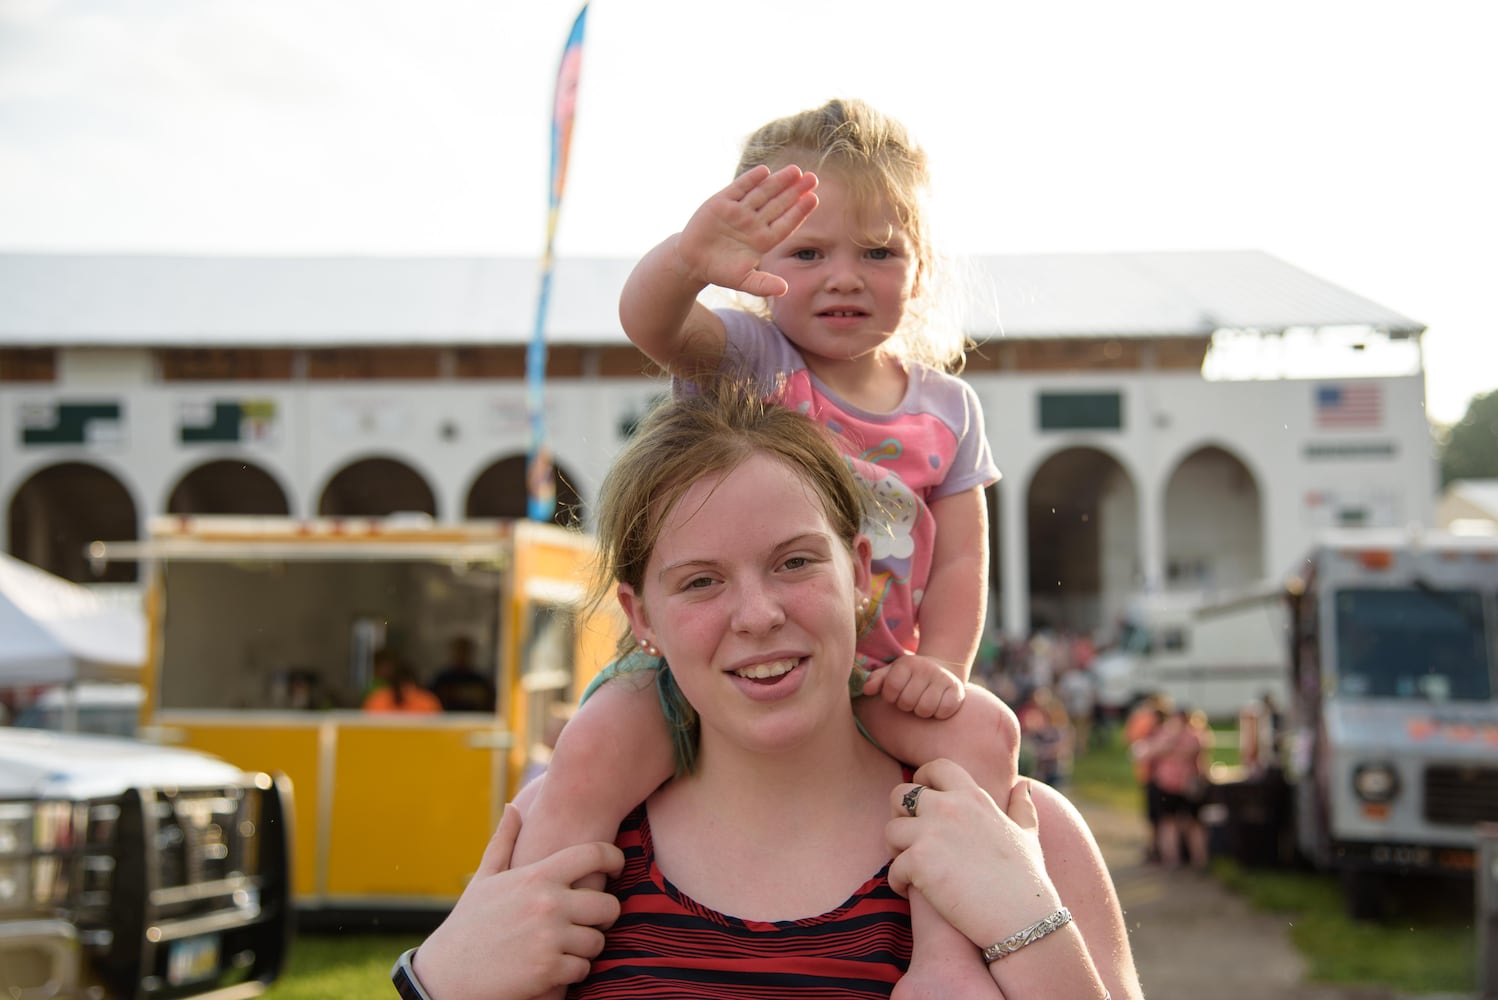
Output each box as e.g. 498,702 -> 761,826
1001,483 -> 1029,639
1138,472 -> 1164,593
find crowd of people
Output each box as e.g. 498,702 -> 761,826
973,628 -> 1229,871
973,628 -> 1104,789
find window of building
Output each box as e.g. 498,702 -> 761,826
1038,392 -> 1123,431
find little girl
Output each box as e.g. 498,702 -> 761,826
517,98 -> 1018,998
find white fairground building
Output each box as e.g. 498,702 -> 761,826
0,251 -> 1432,638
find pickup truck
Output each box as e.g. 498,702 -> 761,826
0,727 -> 292,999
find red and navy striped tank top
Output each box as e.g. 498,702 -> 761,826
567,803 -> 913,998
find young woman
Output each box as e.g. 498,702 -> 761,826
403,382 -> 1141,1000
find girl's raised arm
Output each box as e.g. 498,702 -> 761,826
619,164 -> 817,376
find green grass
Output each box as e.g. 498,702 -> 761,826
1075,725 -> 1476,995
1069,725 -> 1143,811
263,933 -> 422,1000
1213,860 -> 1474,994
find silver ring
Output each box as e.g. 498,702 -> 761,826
901,784 -> 925,817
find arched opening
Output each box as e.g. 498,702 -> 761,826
1163,445 -> 1264,593
167,459 -> 291,516
465,455 -> 584,528
1026,447 -> 1136,635
985,480 -> 1004,621
8,462 -> 138,583
318,457 -> 437,518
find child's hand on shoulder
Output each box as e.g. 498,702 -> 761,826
861,654 -> 966,720
673,164 -> 818,297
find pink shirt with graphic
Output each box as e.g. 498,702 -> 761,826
715,310 -> 1000,667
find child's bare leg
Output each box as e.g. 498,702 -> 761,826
510,670 -> 677,1000
857,684 -> 1021,998
856,682 -> 1021,805
1158,815 -> 1182,868
1187,817 -> 1209,869
512,668 -> 676,879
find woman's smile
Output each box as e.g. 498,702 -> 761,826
725,653 -> 810,704
731,657 -> 799,680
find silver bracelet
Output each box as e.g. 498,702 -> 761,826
981,906 -> 1073,963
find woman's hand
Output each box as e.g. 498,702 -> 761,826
885,761 -> 1063,950
672,164 -> 819,297
411,804 -> 624,1000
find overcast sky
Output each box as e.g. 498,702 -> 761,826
1,0 -> 1493,424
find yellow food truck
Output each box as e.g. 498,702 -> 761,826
92,515 -> 614,916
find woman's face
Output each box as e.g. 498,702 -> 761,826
617,451 -> 871,755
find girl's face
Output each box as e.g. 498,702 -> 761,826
758,171 -> 920,371
617,451 -> 871,756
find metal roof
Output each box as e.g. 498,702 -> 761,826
959,250 -> 1424,340
0,255 -> 632,347
0,250 -> 1424,348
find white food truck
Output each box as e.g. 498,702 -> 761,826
1283,528 -> 1498,918
1093,590 -> 1289,720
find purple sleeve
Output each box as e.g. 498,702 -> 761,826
671,309 -> 795,397
927,372 -> 1001,501
714,308 -> 806,381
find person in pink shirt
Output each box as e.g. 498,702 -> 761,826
1139,707 -> 1212,869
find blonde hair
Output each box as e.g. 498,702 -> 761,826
587,375 -> 866,658
734,98 -> 968,372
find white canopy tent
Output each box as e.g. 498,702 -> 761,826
0,552 -> 144,686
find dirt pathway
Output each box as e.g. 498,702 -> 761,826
1071,794 -> 1444,1000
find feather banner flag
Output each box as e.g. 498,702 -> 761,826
526,3 -> 588,522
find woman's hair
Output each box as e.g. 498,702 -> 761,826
734,97 -> 968,372
588,375 -> 866,657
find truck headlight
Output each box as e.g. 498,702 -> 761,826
0,803 -> 32,856
0,801 -> 76,911
0,803 -> 33,912
1352,762 -> 1400,804
0,858 -> 30,908
1,801 -> 73,852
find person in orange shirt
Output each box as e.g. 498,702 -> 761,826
362,660 -> 441,714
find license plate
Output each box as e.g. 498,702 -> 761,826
167,934 -> 221,986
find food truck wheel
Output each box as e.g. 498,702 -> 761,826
1341,869 -> 1388,921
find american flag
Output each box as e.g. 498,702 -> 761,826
1314,382 -> 1382,429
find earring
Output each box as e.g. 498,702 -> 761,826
637,636 -> 660,658
855,596 -> 873,636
